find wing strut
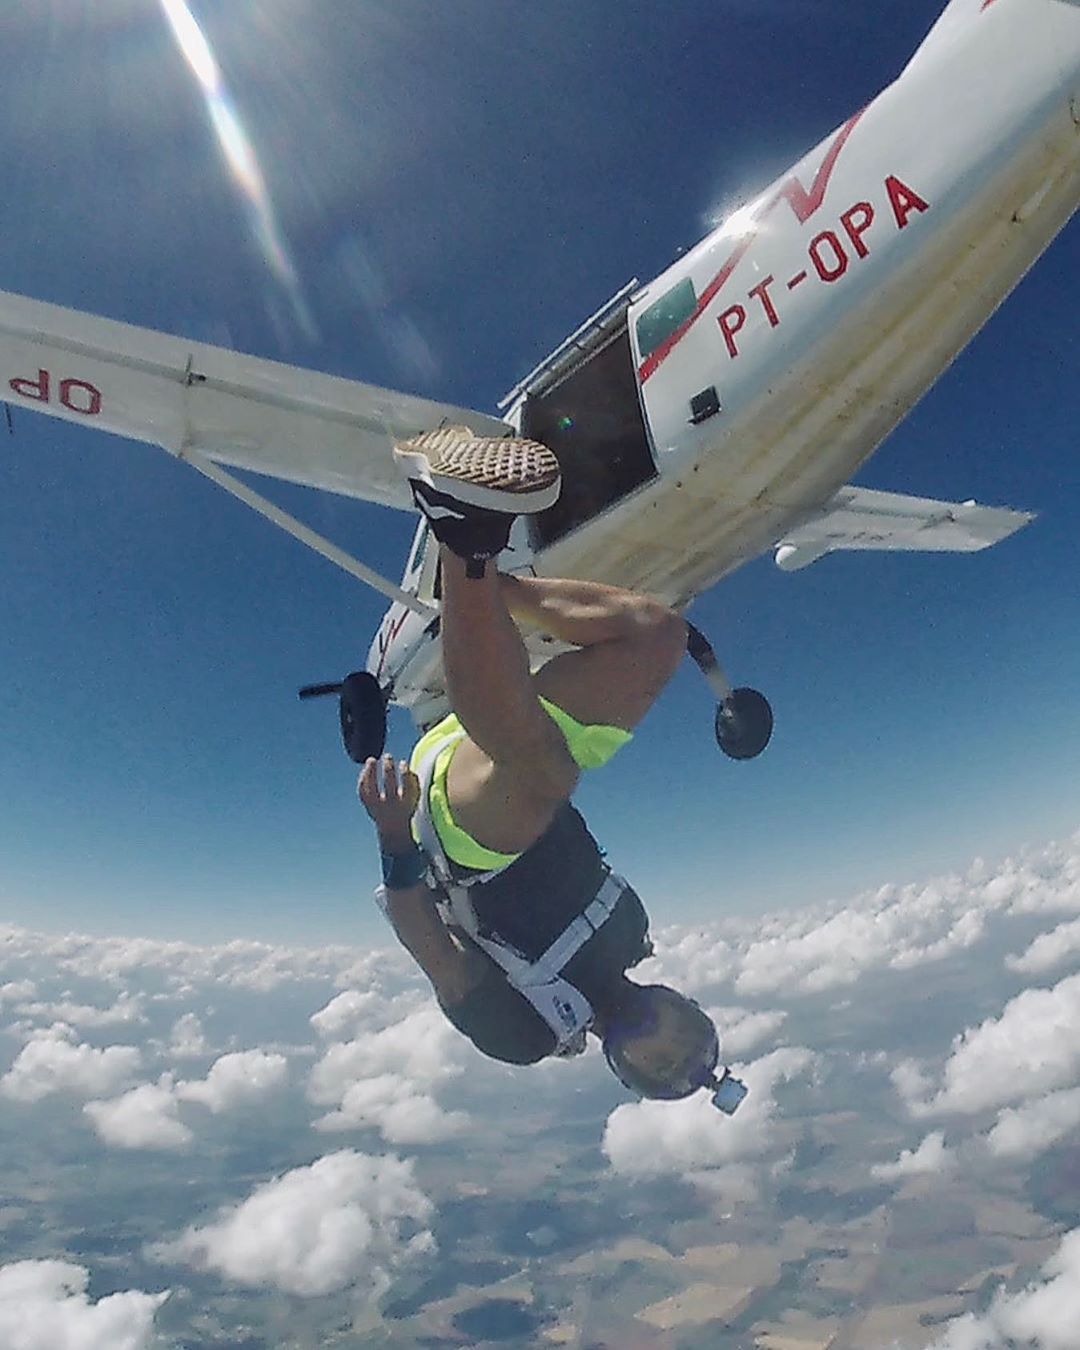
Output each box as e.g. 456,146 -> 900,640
181,451 -> 437,619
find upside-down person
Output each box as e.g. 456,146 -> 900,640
359,427 -> 746,1110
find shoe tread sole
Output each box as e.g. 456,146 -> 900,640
395,426 -> 561,513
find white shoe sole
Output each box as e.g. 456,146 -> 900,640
394,426 -> 561,514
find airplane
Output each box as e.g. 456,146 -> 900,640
2,0 -> 1077,766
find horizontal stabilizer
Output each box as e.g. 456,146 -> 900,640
0,288 -> 507,510
775,485 -> 1034,571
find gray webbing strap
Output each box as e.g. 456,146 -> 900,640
407,727 -> 624,1049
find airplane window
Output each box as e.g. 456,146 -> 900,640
635,278 -> 697,361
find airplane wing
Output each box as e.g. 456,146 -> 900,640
0,287 -> 508,510
774,485 -> 1034,571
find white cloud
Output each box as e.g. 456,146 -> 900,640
0,1024 -> 141,1104
168,1013 -> 208,1059
985,1086 -> 1080,1162
1008,916 -> 1080,976
85,1079 -> 193,1151
602,1047 -> 815,1179
929,1227 -> 1080,1349
641,834 -> 1080,1005
308,1006 -> 464,1108
308,1006 -> 469,1147
642,927 -> 738,995
870,1130 -> 952,1180
0,980 -> 37,1004
707,1006 -> 788,1058
14,992 -> 145,1029
891,1058 -> 935,1106
310,989 -> 381,1039
1000,841 -> 1080,918
150,1150 -> 435,1298
4,831 -> 1080,1342
175,1050 -> 288,1114
2,925 -> 384,996
0,1260 -> 168,1350
734,880 -> 988,997
906,972 -> 1080,1118
313,1073 -> 468,1145
84,1052 -> 287,1150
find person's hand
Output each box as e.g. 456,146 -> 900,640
359,755 -> 421,851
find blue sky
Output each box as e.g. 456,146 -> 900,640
1,0 -> 1076,946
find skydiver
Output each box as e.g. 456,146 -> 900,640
359,427 -> 746,1110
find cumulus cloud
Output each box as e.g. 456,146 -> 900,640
985,1086 -> 1080,1162
641,835 -> 1080,1005
997,841 -> 1080,918
903,972 -> 1080,1118
2,925 -> 377,996
870,1130 -> 952,1180
150,1150 -> 434,1299
929,1227 -> 1080,1349
0,1260 -> 168,1350
708,1006 -> 788,1058
309,1007 -> 463,1105
13,992 -> 145,1029
733,882 -> 988,997
0,1024 -> 141,1103
891,1057 -> 935,1105
314,1073 -> 468,1144
3,829 -> 1080,1344
85,1079 -> 194,1151
310,989 -> 381,1039
168,1013 -> 208,1059
0,979 -> 37,1004
85,1052 -> 289,1150
175,1050 -> 288,1113
1007,916 -> 1080,976
645,927 -> 738,994
308,1006 -> 469,1147
602,1047 -> 815,1180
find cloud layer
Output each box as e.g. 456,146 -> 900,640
2,825 -> 1080,1345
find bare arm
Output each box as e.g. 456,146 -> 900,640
381,884 -> 485,1008
359,755 -> 485,1007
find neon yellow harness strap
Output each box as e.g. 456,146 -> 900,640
411,702 -> 632,873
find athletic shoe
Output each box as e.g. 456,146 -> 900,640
394,425 -> 561,515
408,479 -> 518,572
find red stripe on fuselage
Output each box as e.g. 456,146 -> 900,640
638,108 -> 866,383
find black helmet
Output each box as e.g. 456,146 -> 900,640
602,983 -> 720,1100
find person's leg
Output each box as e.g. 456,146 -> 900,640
440,554 -> 685,855
500,573 -> 687,732
439,552 -> 577,795
394,425 -> 684,851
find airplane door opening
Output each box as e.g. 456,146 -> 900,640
521,325 -> 656,548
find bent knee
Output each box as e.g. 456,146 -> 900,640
627,602 -> 686,676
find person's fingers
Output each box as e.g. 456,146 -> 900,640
358,757 -> 378,803
382,753 -> 398,800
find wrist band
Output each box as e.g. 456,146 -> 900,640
380,843 -> 428,890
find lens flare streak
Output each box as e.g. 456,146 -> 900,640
159,0 -> 316,339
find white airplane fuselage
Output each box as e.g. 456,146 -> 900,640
372,0 -> 1080,725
